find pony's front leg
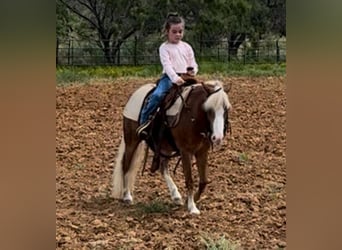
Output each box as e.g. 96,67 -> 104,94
181,152 -> 200,214
160,158 -> 183,205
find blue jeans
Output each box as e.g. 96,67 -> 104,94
139,74 -> 173,124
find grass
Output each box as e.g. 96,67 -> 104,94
201,234 -> 242,250
56,65 -> 161,85
56,62 -> 286,85
238,152 -> 250,165
198,61 -> 285,77
134,199 -> 173,214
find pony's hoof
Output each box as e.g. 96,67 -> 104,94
189,208 -> 201,215
173,197 -> 184,206
123,199 -> 133,205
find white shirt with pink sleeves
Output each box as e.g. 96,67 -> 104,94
159,40 -> 198,83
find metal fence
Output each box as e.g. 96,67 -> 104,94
56,37 -> 286,66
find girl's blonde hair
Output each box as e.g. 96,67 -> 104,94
162,13 -> 185,36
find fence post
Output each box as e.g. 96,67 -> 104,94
276,39 -> 280,63
243,42 -> 246,64
199,33 -> 203,60
67,39 -> 71,65
134,36 -> 138,66
227,38 -> 231,63
56,39 -> 59,66
117,45 -> 120,65
71,39 -> 74,65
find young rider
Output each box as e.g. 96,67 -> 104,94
136,13 -> 198,138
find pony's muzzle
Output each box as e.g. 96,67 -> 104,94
211,135 -> 223,145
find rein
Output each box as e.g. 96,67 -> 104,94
209,87 -> 222,95
141,144 -> 180,176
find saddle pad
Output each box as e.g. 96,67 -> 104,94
123,83 -> 155,121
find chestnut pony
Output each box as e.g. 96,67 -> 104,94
112,80 -> 232,214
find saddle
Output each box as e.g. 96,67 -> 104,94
142,74 -> 200,128
160,74 -> 200,126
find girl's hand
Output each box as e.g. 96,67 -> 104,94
175,77 -> 185,86
187,70 -> 195,77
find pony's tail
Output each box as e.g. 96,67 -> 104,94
112,137 -> 125,199
111,136 -> 146,199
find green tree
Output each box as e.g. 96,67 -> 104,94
267,0 -> 286,36
58,0 -> 150,63
56,0 -> 73,40
56,0 -> 285,64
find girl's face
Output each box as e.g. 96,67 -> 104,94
167,23 -> 184,44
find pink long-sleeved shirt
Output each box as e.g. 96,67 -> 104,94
159,41 -> 198,83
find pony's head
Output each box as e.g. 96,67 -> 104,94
203,80 -> 232,145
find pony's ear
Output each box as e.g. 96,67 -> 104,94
224,82 -> 232,93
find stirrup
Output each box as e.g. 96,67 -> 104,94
136,120 -> 152,138
138,130 -> 149,140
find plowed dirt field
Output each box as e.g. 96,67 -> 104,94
56,76 -> 286,249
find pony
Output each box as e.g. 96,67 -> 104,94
112,79 -> 232,214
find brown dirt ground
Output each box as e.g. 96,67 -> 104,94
56,76 -> 286,249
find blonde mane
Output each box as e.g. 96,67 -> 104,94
203,80 -> 232,111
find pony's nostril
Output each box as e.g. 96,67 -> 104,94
212,135 -> 216,141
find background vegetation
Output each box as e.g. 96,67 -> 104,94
56,63 -> 285,84
56,0 -> 285,66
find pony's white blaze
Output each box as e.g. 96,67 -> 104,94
203,80 -> 232,145
211,106 -> 225,145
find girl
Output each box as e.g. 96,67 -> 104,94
137,13 -> 198,138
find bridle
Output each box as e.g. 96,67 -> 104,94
204,85 -> 232,138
